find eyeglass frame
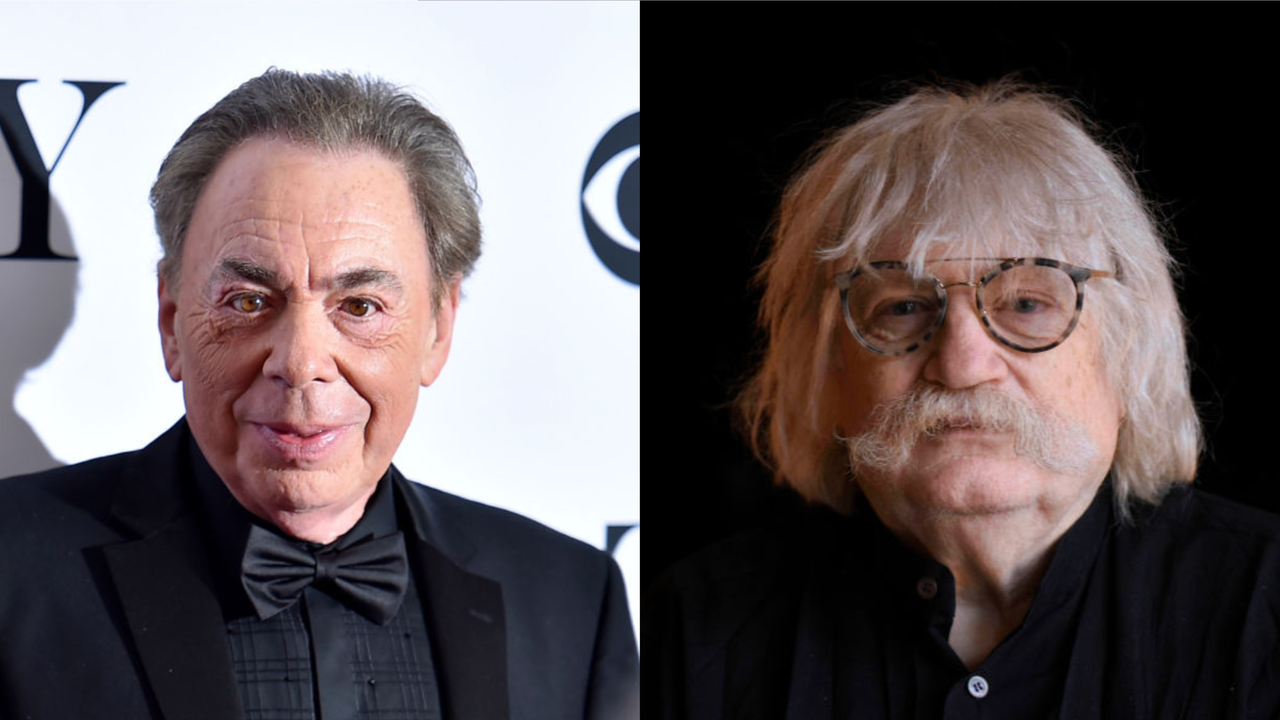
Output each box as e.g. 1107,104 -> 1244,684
833,257 -> 1116,355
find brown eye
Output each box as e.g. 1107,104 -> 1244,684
343,298 -> 375,317
234,295 -> 264,313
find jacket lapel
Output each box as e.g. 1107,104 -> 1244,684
103,420 -> 241,720
395,472 -> 510,720
101,421 -> 509,720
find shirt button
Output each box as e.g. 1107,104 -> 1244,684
967,675 -> 989,698
916,577 -> 938,599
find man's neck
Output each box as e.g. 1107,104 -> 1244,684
873,491 -> 1096,670
260,499 -> 374,545
935,519 -> 1059,669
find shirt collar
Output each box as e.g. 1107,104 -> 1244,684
836,482 -> 1115,623
1022,482 -> 1115,614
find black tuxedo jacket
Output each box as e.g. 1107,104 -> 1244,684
0,419 -> 638,719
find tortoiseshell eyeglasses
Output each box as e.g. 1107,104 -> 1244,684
833,257 -> 1116,355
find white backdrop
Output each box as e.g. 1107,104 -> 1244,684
0,1 -> 639,643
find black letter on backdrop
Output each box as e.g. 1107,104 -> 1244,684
0,79 -> 123,261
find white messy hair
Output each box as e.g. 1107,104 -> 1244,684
737,78 -> 1200,518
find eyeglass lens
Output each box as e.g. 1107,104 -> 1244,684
845,264 -> 1079,353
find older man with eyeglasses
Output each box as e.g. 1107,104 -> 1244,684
646,80 -> 1280,719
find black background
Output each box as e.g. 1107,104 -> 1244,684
647,5 -> 1280,593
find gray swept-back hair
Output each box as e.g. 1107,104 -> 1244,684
150,68 -> 480,310
737,78 -> 1200,517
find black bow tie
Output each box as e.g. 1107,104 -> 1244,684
241,524 -> 409,625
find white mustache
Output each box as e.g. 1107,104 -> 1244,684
840,384 -> 1096,477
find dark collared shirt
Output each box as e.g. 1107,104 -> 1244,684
191,439 -> 442,720
646,484 -> 1280,719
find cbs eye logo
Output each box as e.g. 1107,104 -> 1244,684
581,112 -> 638,285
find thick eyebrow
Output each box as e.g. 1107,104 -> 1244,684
332,267 -> 403,294
216,258 -> 279,288
213,257 -> 404,297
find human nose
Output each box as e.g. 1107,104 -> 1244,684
921,283 -> 1008,389
261,303 -> 340,387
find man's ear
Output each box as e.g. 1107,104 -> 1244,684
421,279 -> 461,387
158,276 -> 183,382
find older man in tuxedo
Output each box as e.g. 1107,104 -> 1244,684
0,69 -> 637,720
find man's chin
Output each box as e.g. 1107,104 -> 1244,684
895,455 -> 1047,517
239,465 -> 366,514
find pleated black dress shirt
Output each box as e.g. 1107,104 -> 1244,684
646,483 -> 1280,719
192,439 -> 442,720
